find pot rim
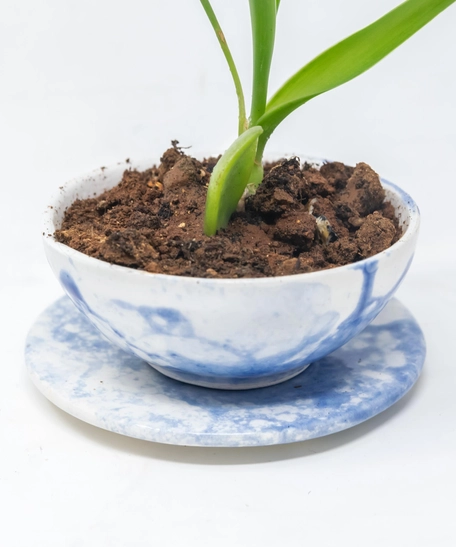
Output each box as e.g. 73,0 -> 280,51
43,156 -> 420,285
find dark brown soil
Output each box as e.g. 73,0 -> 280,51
55,144 -> 402,278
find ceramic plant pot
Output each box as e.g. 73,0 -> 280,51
43,156 -> 419,390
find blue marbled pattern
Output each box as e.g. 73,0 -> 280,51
25,296 -> 425,447
57,258 -> 411,389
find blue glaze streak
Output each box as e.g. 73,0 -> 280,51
306,257 -> 413,363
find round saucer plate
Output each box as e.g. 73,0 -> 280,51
25,297 -> 425,447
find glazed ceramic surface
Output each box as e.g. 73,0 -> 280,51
43,157 -> 420,389
25,297 -> 425,447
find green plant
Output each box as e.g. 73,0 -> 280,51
201,0 -> 455,235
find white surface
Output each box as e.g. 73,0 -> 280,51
1,0 -> 455,545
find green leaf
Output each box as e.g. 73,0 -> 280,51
249,0 -> 277,125
204,126 -> 263,236
258,0 -> 456,139
276,0 -> 281,11
200,0 -> 247,135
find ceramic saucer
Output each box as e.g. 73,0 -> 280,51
25,297 -> 425,447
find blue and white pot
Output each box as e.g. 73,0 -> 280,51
43,156 -> 419,390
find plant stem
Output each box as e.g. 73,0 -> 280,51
248,135 -> 268,187
200,0 -> 248,135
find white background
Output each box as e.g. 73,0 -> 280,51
1,1 -> 456,546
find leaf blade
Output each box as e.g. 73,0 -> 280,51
204,126 -> 263,236
259,0 -> 456,136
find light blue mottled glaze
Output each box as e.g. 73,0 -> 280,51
43,156 -> 420,389
25,297 -> 425,447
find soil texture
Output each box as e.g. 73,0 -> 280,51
55,144 -> 402,278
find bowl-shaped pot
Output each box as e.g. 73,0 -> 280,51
43,156 -> 419,390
